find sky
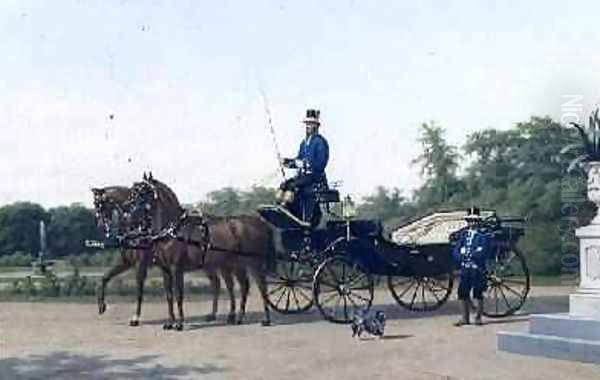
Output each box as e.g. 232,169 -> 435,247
2,0 -> 600,208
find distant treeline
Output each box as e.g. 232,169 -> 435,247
0,116 -> 592,274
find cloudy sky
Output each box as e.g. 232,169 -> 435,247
2,0 -> 600,208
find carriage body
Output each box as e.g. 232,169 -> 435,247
258,200 -> 531,323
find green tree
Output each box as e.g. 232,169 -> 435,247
47,203 -> 101,257
411,122 -> 464,210
357,187 -> 415,228
0,202 -> 49,257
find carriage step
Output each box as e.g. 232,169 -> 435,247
497,331 -> 600,364
528,313 -> 600,341
257,205 -> 311,230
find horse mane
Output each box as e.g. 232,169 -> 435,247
150,179 -> 182,209
147,178 -> 185,230
95,186 -> 131,205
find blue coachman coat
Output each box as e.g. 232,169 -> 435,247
296,134 -> 329,174
451,228 -> 494,272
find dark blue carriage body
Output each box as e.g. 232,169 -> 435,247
338,236 -> 453,277
258,204 -> 454,276
258,204 -> 524,277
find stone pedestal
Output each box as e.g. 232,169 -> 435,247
497,224 -> 600,363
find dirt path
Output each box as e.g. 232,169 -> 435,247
1,286 -> 599,380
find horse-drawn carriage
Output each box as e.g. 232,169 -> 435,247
90,174 -> 530,329
258,184 -> 531,324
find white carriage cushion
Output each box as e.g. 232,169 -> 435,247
391,210 -> 495,245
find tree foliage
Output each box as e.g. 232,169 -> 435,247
0,115 -> 585,275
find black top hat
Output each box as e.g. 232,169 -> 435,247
303,109 -> 320,125
465,206 -> 482,220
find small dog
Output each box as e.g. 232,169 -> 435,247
352,309 -> 386,338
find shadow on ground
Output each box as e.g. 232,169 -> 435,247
139,293 -> 569,330
0,351 -> 226,380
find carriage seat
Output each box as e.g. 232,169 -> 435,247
326,219 -> 383,238
316,189 -> 340,204
311,176 -> 340,204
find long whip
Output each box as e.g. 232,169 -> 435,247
258,86 -> 286,181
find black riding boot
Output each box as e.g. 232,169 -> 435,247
474,299 -> 484,325
453,300 -> 470,327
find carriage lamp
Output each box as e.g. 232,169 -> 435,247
342,195 -> 357,219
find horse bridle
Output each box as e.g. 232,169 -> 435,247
93,192 -> 126,238
126,180 -> 158,235
127,181 -> 211,252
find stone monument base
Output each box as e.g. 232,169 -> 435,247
497,313 -> 600,363
570,292 -> 600,316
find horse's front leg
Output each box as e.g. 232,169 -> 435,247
235,269 -> 250,325
222,270 -> 237,324
161,266 -> 176,329
97,256 -> 131,315
129,252 -> 150,326
174,267 -> 185,331
204,269 -> 220,322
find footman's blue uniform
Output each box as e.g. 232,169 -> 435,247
451,228 -> 493,300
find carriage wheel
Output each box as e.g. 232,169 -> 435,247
266,259 -> 314,314
482,246 -> 530,318
387,271 -> 454,312
313,256 -> 374,324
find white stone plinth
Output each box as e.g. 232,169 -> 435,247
570,293 -> 600,317
574,224 -> 600,317
497,200 -> 600,363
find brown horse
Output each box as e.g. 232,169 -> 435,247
92,182 -> 244,326
127,176 -> 274,330
92,186 -> 150,326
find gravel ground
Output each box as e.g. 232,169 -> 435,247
1,285 -> 599,380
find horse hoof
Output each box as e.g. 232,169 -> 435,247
98,303 -> 107,315
261,320 -> 271,327
129,320 -> 140,327
227,315 -> 236,325
163,323 -> 174,330
175,323 -> 184,331
203,314 -> 217,322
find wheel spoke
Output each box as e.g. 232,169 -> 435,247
429,276 -> 450,292
346,293 -> 359,307
290,288 -> 301,310
321,291 -> 340,306
502,278 -> 526,285
274,287 -> 288,308
423,280 -> 442,303
286,288 -> 292,310
494,286 -> 499,314
296,287 -> 313,303
266,278 -> 287,286
497,285 -> 512,309
396,279 -> 417,300
343,294 -> 348,320
500,282 -> 524,298
267,283 -> 286,296
409,282 -> 420,308
348,272 -> 368,288
348,291 -> 371,304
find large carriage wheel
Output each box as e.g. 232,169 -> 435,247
313,256 -> 374,324
266,259 -> 314,314
482,246 -> 530,318
387,271 -> 454,312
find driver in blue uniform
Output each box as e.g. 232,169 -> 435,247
279,109 -> 329,226
451,207 -> 493,326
